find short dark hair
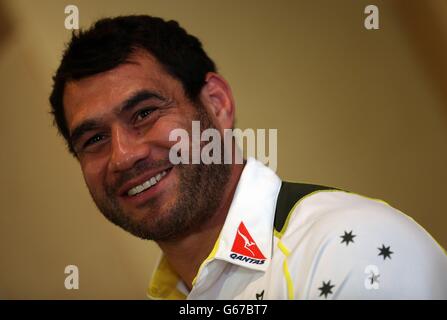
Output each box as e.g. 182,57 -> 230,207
49,15 -> 217,155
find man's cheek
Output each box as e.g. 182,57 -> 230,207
82,164 -> 107,198
156,116 -> 192,140
83,177 -> 102,201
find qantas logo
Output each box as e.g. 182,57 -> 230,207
230,222 -> 266,264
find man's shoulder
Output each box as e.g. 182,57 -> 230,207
274,180 -> 446,267
275,181 -> 421,239
273,181 -> 447,299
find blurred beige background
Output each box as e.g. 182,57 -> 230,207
0,0 -> 446,299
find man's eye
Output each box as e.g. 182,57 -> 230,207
84,134 -> 104,148
135,108 -> 156,122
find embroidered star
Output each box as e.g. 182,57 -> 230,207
378,244 -> 393,260
318,280 -> 335,299
368,272 -> 380,285
340,230 -> 356,246
256,290 -> 264,300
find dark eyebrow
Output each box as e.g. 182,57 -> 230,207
69,89 -> 167,149
69,119 -> 102,150
118,89 -> 166,114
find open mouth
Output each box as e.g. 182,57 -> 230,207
126,168 -> 172,197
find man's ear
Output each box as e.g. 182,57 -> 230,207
199,72 -> 235,132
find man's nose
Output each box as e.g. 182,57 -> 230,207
108,125 -> 150,172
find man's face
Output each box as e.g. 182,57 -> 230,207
63,50 -> 230,241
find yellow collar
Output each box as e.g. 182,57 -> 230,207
147,256 -> 187,300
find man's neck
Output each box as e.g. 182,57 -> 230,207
156,162 -> 245,291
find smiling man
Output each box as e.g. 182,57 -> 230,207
50,15 -> 447,299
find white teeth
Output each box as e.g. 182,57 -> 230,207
127,170 -> 168,196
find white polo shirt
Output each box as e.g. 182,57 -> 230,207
147,158 -> 447,299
